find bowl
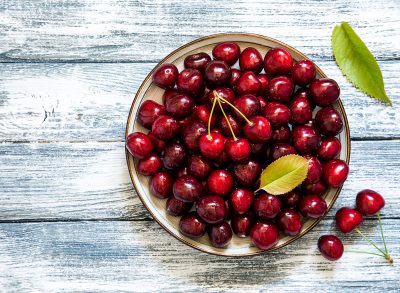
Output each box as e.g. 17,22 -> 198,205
126,33 -> 350,256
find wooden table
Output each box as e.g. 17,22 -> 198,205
1,1 -> 399,291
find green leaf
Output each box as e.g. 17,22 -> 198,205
332,22 -> 392,105
259,154 -> 308,195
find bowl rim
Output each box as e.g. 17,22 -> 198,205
125,32 -> 351,257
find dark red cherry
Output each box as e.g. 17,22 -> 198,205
199,132 -> 225,160
231,214 -> 254,237
310,78 -> 340,107
229,68 -> 242,87
204,60 -> 232,87
207,87 -> 236,111
196,195 -> 227,224
271,125 -> 291,143
207,169 -> 234,197
184,52 -> 211,72
335,207 -> 363,233
229,188 -> 253,215
270,143 -> 297,161
257,74 -> 269,95
212,42 -> 241,65
126,132 -> 153,159
356,189 -> 385,216
225,138 -> 251,163
289,95 -> 313,125
292,125 -> 321,154
263,102 -> 291,127
318,137 -> 342,161
250,221 -> 279,250
232,94 -> 260,121
243,116 -> 272,143
187,155 -> 213,179
162,88 -> 178,105
173,175 -> 203,203
137,153 -> 162,176
253,192 -> 282,219
165,93 -> 195,119
315,107 -> 343,137
152,63 -> 179,88
257,95 -> 268,110
264,47 -> 293,75
239,47 -> 263,73
218,113 -> 242,137
267,76 -> 294,103
282,189 -> 302,208
323,159 -> 349,188
233,160 -> 262,187
318,235 -> 344,261
152,115 -> 180,141
276,209 -> 302,236
177,68 -> 204,97
304,155 -> 323,184
302,180 -> 327,196
179,212 -> 206,238
193,105 -> 216,128
166,197 -> 193,216
291,59 -> 316,86
138,100 -> 166,129
235,72 -> 262,96
208,222 -> 233,248
293,88 -> 316,110
150,171 -> 173,199
163,143 -> 186,169
147,132 -> 167,154
299,195 -> 327,218
182,121 -> 207,151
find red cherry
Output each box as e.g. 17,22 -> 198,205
356,189 -> 385,216
218,113 -> 242,137
199,132 -> 225,160
177,68 -> 204,97
263,102 -> 291,127
184,52 -> 211,72
187,155 -> 213,179
243,116 -> 272,143
232,94 -> 261,121
235,72 -> 262,95
163,143 -> 186,170
229,188 -> 254,215
318,137 -> 342,161
270,143 -> 297,161
193,105 -> 216,128
196,195 -> 227,224
207,169 -> 234,196
225,138 -> 251,163
292,125 -> 321,154
267,76 -> 294,103
152,63 -> 179,88
126,132 -> 153,159
289,95 -> 313,125
137,153 -> 162,176
299,195 -> 327,218
281,189 -> 302,208
264,48 -> 293,75
207,87 -> 236,112
165,93 -> 195,119
336,207 -> 363,233
257,74 -> 269,95
212,42 -> 241,66
179,212 -> 206,238
318,235 -> 344,261
323,159 -> 349,188
182,121 -> 207,152
208,222 -> 233,248
166,197 -> 193,216
162,88 -> 178,105
291,59 -> 316,86
239,47 -> 263,73
250,221 -> 280,250
257,95 -> 268,110
231,214 -> 254,237
271,125 -> 291,143
233,160 -> 262,187
150,171 -> 173,199
253,192 -> 282,219
147,132 -> 167,154
204,60 -> 232,87
152,115 -> 180,141
173,175 -> 203,203
302,180 -> 327,196
229,68 -> 242,87
138,100 -> 166,129
304,155 -> 323,184
315,107 -> 343,137
310,78 -> 340,107
276,209 -> 302,236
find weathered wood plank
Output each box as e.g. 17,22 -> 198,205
1,140 -> 399,221
0,220 -> 399,292
1,0 -> 399,62
0,61 -> 399,142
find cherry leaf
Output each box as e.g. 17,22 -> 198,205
332,22 -> 392,105
259,154 -> 308,195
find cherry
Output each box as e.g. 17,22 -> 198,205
225,137 -> 251,162
152,63 -> 179,88
162,88 -> 178,104
257,74 -> 269,95
271,125 -> 291,143
230,68 -> 242,87
239,47 -> 263,73
229,188 -> 253,215
137,153 -> 162,176
299,195 -> 327,218
207,169 -> 234,196
304,155 -> 323,184
235,72 -> 262,95
150,171 -> 173,199
310,78 -> 340,107
267,76 -> 294,103
233,160 -> 262,187
163,143 -> 186,169
165,93 -> 195,119
318,137 -> 341,161
264,47 -> 293,75
204,60 -> 231,87
289,95 -> 313,125
293,88 -> 316,110
138,100 -> 166,129
318,235 -> 344,261
177,68 -> 204,97
206,87 -> 236,111
315,107 -> 343,137
147,132 -> 167,154
232,94 -> 261,121
182,121 -> 207,151
166,197 -> 193,216
173,175 -> 203,203
335,207 -> 363,233
187,155 -> 213,179
263,102 -> 291,127
243,116 -> 272,143
302,180 -> 327,196
250,221 -> 280,250
231,214 -> 254,237
179,212 -> 207,238
257,95 -> 268,110
212,42 -> 241,65
199,132 -> 225,160
282,189 -> 302,208
292,125 -> 321,154
208,222 -> 233,248
356,189 -> 385,216
270,143 -> 297,161
126,132 -> 153,159
152,115 -> 180,141
276,209 -> 302,236
253,192 -> 282,219
184,52 -> 211,72
218,113 -> 242,137
323,159 -> 349,188
291,59 -> 316,86
193,105 -> 216,128
196,195 -> 227,224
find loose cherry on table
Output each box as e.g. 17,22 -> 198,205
356,189 -> 385,216
335,207 -> 363,233
318,235 -> 344,261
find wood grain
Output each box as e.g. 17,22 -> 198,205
1,0 -> 399,62
0,61 -> 399,142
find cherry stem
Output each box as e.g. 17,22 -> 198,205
216,96 -> 237,141
355,228 -> 387,257
377,212 -> 389,255
207,93 -> 218,138
215,94 -> 253,126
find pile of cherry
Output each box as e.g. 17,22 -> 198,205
126,42 -> 350,252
